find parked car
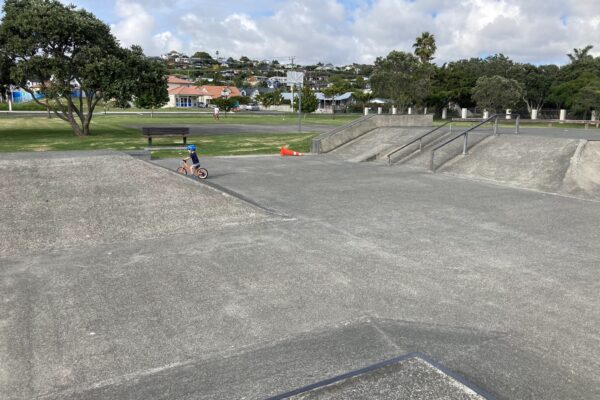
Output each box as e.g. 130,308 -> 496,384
245,104 -> 260,111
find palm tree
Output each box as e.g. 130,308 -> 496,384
413,32 -> 437,64
567,45 -> 594,63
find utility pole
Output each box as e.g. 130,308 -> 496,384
289,56 -> 295,111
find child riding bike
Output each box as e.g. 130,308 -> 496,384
182,144 -> 200,174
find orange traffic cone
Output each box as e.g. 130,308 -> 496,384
280,146 -> 305,156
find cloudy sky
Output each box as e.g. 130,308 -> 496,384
6,0 -> 600,65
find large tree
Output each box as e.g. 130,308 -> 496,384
133,60 -> 169,116
0,0 -> 167,135
572,79 -> 600,118
370,50 -> 429,112
519,64 -> 559,117
472,75 -> 523,113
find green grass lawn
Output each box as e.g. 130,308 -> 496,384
0,114 -> 335,157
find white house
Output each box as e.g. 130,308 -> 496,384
166,85 -> 241,108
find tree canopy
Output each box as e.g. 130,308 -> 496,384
472,75 -> 523,113
295,85 -> 318,113
0,0 -> 168,135
256,90 -> 283,107
192,51 -> 213,61
371,50 -> 431,111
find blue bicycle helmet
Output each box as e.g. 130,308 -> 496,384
187,144 -> 196,151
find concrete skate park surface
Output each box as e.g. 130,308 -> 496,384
2,152 -> 600,399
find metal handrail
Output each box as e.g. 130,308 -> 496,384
385,121 -> 452,165
453,113 -> 520,134
430,114 -> 498,171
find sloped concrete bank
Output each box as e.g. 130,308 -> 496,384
439,135 -> 600,201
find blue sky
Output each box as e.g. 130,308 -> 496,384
2,0 -> 599,65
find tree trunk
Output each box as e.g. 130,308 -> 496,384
83,119 -> 91,136
67,115 -> 84,136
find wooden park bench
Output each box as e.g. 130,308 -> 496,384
142,127 -> 189,146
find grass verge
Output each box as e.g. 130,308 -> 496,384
149,133 -> 314,159
0,116 -> 317,156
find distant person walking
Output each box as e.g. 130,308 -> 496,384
213,106 -> 220,120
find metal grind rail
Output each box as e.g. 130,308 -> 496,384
385,121 -> 452,165
430,114 -> 500,171
452,114 -> 521,135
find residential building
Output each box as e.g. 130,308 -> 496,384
167,75 -> 193,90
246,76 -> 268,87
317,92 -> 354,111
281,91 -> 355,113
267,76 -> 287,89
167,85 -> 241,108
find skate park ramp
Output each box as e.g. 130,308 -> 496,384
439,135 -> 600,201
0,151 -> 276,258
311,114 -> 433,159
329,126 -> 431,162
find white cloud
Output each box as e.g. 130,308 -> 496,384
110,0 -> 183,55
62,0 -> 600,65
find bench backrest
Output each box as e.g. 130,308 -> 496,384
142,127 -> 189,136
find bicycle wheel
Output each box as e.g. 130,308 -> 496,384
177,166 -> 187,175
195,168 -> 208,179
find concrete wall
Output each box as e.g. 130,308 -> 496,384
312,114 -> 433,153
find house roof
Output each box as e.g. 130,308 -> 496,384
199,85 -> 241,98
167,75 -> 192,84
168,85 -> 241,98
316,92 -> 354,101
168,86 -> 207,96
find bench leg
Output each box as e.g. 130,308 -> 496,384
148,137 -> 152,146
183,136 -> 187,145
